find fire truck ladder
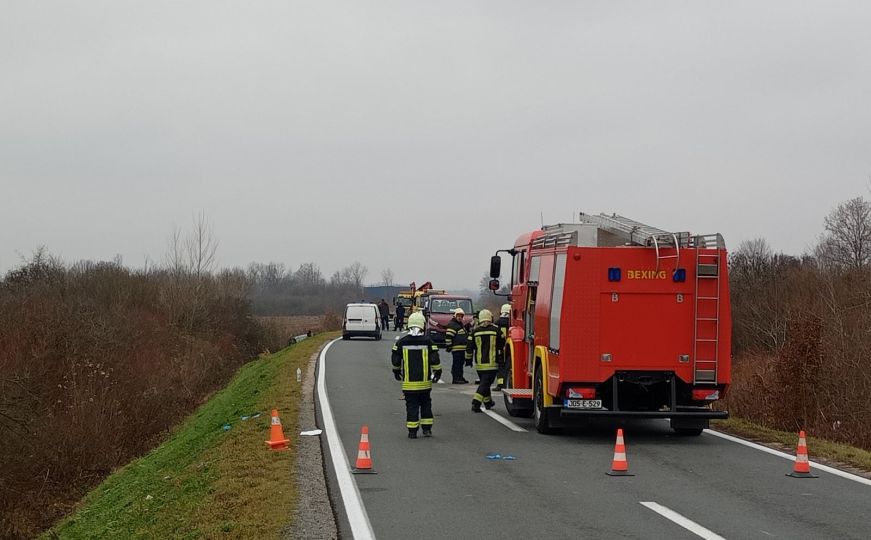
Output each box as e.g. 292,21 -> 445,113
691,234 -> 725,384
577,213 -> 689,272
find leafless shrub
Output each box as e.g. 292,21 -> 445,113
727,227 -> 871,450
0,252 -> 278,539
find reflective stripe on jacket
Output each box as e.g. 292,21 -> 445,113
465,322 -> 504,371
392,334 -> 441,391
444,318 -> 468,352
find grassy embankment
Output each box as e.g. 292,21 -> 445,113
712,417 -> 871,474
45,333 -> 336,539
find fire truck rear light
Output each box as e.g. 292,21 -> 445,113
692,389 -> 720,401
608,268 -> 621,282
567,387 -> 596,399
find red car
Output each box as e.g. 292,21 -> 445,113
423,295 -> 474,346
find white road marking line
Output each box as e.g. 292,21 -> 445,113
705,430 -> 871,487
317,338 -> 376,540
640,501 -> 726,540
483,409 -> 528,432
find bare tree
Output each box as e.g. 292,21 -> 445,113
186,212 -> 218,277
729,238 -> 773,280
817,197 -> 871,269
346,261 -> 368,288
380,268 -> 395,286
295,262 -> 325,288
165,226 -> 185,276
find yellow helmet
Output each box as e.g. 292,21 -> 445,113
500,303 -> 511,316
478,309 -> 493,323
408,311 -> 426,330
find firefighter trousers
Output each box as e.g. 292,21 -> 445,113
450,350 -> 466,381
404,389 -> 433,433
473,370 -> 497,407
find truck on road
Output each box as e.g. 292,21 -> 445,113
489,213 -> 731,435
421,294 -> 474,346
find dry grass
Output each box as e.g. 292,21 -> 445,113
45,334 -> 335,539
712,417 -> 871,476
256,316 -> 325,345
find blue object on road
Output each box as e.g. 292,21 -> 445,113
486,453 -> 502,460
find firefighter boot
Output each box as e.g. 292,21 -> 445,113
408,429 -> 418,439
422,427 -> 432,437
471,400 -> 482,413
484,399 -> 496,410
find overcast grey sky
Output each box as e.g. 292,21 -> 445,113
2,1 -> 870,289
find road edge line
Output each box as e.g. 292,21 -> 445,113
640,501 -> 726,540
705,429 -> 871,487
483,409 -> 528,432
317,338 -> 376,539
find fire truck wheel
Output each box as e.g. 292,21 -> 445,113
533,367 -> 555,434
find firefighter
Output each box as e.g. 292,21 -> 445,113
465,309 -> 505,412
394,302 -> 406,331
445,308 -> 469,384
494,303 -> 511,391
391,311 -> 442,438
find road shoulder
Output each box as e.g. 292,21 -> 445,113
286,343 -> 339,539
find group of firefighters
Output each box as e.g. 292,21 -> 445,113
390,304 -> 511,439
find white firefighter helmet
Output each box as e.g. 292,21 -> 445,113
408,311 -> 426,330
500,303 -> 511,316
478,309 -> 493,323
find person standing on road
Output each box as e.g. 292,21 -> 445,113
494,303 -> 511,391
378,299 -> 390,332
392,312 -> 442,438
445,308 -> 469,384
465,309 -> 504,413
394,302 -> 406,331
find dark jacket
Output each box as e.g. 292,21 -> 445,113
445,318 -> 468,352
392,333 -> 442,391
378,301 -> 390,317
497,315 -> 510,361
465,321 -> 505,371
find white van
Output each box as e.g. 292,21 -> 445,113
342,303 -> 382,340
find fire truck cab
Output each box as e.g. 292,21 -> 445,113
491,213 -> 731,435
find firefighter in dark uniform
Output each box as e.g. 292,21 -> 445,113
445,308 -> 469,384
392,312 -> 442,438
465,309 -> 505,412
394,302 -> 406,331
494,303 -> 511,391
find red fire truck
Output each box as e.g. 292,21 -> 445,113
489,213 -> 730,435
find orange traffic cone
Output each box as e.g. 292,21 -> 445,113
352,425 -> 377,475
606,428 -> 634,476
786,430 -> 818,478
265,409 -> 290,451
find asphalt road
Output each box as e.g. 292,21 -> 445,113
320,332 -> 871,540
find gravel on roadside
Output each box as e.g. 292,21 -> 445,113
285,347 -> 338,539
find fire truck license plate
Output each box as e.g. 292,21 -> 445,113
565,399 -> 602,409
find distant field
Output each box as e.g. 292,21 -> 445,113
257,315 -> 327,344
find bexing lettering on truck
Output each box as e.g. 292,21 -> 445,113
626,269 -> 668,279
